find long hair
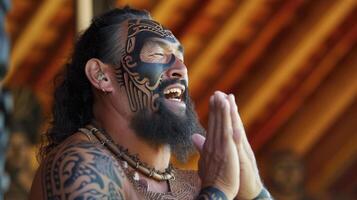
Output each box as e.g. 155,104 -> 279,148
39,7 -> 150,160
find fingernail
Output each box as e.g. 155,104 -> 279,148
227,93 -> 233,100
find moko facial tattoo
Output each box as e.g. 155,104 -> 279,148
116,19 -> 178,112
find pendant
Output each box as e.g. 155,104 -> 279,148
133,171 -> 140,181
122,160 -> 128,168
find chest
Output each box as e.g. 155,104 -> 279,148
125,169 -> 201,200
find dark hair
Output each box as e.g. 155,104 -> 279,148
40,7 -> 150,160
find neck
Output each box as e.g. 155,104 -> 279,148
93,97 -> 171,172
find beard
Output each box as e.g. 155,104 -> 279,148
130,79 -> 205,162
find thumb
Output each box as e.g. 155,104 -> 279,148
191,133 -> 205,154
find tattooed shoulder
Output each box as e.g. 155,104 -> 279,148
42,140 -> 126,200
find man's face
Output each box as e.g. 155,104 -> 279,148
115,19 -> 204,161
117,19 -> 188,115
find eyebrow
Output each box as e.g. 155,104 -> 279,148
147,38 -> 184,54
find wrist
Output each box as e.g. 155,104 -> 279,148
252,187 -> 273,200
234,181 -> 264,200
198,186 -> 231,200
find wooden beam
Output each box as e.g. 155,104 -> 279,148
34,30 -> 73,90
116,0 -> 154,10
4,0 -> 33,36
252,21 -> 357,151
304,100 -> 357,195
195,0 -> 305,123
306,129 -> 357,194
4,1 -> 73,88
151,0 -> 197,29
233,0 -> 336,115
329,158 -> 357,194
76,0 -> 93,32
179,0 -> 238,64
215,0 -> 305,91
188,0 -> 266,93
2,0 -> 65,86
33,27 -> 74,114
269,50 -> 357,156
240,0 -> 356,128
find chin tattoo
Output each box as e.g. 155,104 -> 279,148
116,19 -> 177,112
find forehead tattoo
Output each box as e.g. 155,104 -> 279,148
115,19 -> 178,112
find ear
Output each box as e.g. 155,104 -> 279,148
85,58 -> 115,93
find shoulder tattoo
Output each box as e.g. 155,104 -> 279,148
42,141 -> 126,200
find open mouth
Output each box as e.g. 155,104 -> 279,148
163,84 -> 185,102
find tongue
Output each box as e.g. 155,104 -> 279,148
165,92 -> 178,99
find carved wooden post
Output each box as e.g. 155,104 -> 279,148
0,0 -> 11,199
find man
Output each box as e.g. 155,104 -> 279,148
29,7 -> 272,200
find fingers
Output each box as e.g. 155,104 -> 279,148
222,95 -> 232,143
228,94 -> 242,145
227,95 -> 252,169
198,91 -> 240,198
214,92 -> 223,147
205,95 -> 216,150
227,94 -> 259,173
192,134 -> 206,154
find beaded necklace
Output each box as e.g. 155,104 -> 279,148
79,125 -> 175,182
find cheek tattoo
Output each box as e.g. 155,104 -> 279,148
115,19 -> 177,112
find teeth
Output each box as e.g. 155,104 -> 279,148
164,88 -> 183,96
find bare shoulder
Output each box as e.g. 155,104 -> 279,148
29,133 -> 128,200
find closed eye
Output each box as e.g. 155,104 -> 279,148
150,53 -> 164,57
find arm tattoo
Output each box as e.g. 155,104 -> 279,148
197,186 -> 228,200
42,141 -> 126,200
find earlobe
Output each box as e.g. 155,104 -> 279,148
85,58 -> 114,93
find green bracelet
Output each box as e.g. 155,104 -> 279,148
252,187 -> 273,200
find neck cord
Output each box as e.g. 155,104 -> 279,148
79,124 -> 175,181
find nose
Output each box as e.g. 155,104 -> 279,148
165,56 -> 188,80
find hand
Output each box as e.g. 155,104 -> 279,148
192,92 -> 240,199
227,94 -> 263,200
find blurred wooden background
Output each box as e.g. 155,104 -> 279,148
2,0 -> 356,199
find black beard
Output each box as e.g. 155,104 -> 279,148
130,79 -> 205,162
